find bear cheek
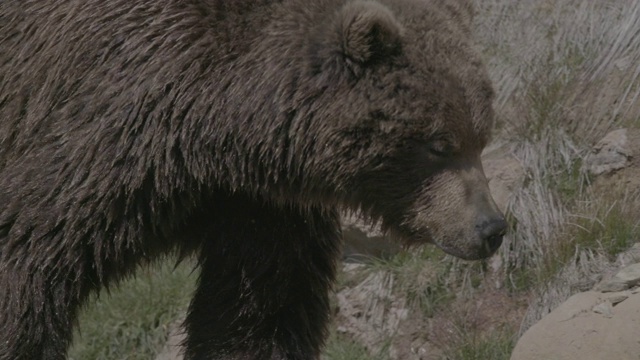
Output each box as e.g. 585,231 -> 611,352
407,177 -> 474,248
407,168 -> 504,260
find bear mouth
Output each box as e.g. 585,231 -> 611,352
386,222 -> 499,260
432,240 -> 499,260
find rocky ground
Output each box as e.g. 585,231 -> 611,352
511,259 -> 640,360
510,129 -> 640,360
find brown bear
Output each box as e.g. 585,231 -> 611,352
0,0 -> 506,359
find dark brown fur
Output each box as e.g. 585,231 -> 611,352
0,0 -> 505,359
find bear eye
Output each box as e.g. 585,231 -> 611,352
427,139 -> 453,157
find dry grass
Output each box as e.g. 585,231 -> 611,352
473,0 -> 640,337
69,259 -> 196,360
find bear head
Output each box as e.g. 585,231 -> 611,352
295,0 -> 506,260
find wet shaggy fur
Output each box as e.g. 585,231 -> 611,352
0,0 -> 503,359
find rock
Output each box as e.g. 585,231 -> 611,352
334,270 -> 409,357
609,294 -> 629,306
511,290 -> 640,360
594,263 -> 640,292
584,129 -> 632,175
589,129 -> 640,200
617,242 -> 640,267
594,279 -> 631,293
482,145 -> 525,213
613,263 -> 640,286
591,300 -> 613,318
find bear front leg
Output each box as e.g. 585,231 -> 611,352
183,199 -> 342,360
0,235 -> 94,360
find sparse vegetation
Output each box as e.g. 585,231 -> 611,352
363,247 -> 456,318
571,201 -> 639,257
441,329 -> 515,360
322,331 -> 390,360
69,259 -> 196,360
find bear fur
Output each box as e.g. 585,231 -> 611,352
0,0 -> 506,359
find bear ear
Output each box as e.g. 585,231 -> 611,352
337,1 -> 403,64
310,1 -> 403,77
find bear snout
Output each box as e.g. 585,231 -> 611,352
476,216 -> 507,256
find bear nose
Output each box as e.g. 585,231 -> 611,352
477,217 -> 507,254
